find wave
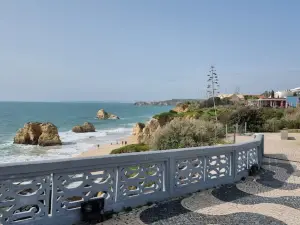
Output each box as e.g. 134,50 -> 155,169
0,125 -> 134,164
59,127 -> 132,143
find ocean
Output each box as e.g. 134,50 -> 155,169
0,102 -> 171,163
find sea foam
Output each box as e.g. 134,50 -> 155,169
0,126 -> 133,164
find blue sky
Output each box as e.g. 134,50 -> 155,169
0,1 -> 300,102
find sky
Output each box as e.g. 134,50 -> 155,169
0,1 -> 300,102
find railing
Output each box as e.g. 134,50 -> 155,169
0,134 -> 264,225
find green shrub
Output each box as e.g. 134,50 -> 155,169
110,144 -> 150,154
287,129 -> 300,133
150,118 -> 225,150
153,111 -> 179,126
260,108 -> 284,121
229,107 -> 265,132
262,118 -> 284,132
284,107 -> 300,121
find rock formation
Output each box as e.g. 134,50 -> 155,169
14,122 -> 62,146
132,123 -> 145,135
132,119 -> 161,144
172,103 -> 189,113
97,109 -> 120,120
72,122 -> 96,133
108,114 -> 120,120
132,123 -> 145,143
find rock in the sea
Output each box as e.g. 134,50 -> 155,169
97,109 -> 109,119
72,122 -> 96,133
97,109 -> 119,120
108,114 -> 120,120
14,122 -> 62,146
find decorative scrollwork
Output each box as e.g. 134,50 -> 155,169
52,168 -> 115,215
0,176 -> 50,225
175,157 -> 204,187
206,154 -> 230,180
118,163 -> 164,200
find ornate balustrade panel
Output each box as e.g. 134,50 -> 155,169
52,167 -> 115,215
118,162 -> 164,201
247,147 -> 258,168
236,146 -> 259,174
0,176 -> 51,225
206,153 -> 231,180
175,157 -> 205,187
236,149 -> 248,173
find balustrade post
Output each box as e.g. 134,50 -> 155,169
231,148 -> 237,181
168,156 -> 176,197
258,134 -> 264,167
114,167 -> 120,203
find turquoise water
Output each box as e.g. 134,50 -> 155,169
0,102 -> 171,163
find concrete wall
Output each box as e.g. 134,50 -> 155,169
0,134 -> 264,225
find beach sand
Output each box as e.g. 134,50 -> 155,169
78,135 -> 138,158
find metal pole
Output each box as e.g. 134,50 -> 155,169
225,124 -> 228,139
245,122 -> 247,134
236,123 -> 238,135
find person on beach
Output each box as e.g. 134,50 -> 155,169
97,144 -> 100,148
121,141 -> 124,145
125,141 -> 127,145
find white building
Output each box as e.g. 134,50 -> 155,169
274,90 -> 293,98
274,87 -> 300,98
291,87 -> 300,95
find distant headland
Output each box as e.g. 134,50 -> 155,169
134,99 -> 201,106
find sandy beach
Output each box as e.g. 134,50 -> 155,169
78,135 -> 138,158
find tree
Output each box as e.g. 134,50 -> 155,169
206,66 -> 219,122
262,90 -> 272,98
271,90 -> 275,98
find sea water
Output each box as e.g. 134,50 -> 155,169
0,102 -> 171,163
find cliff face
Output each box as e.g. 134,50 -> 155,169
132,119 -> 161,144
172,103 -> 189,113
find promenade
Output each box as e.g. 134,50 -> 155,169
99,133 -> 300,225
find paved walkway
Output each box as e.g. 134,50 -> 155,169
98,133 -> 300,225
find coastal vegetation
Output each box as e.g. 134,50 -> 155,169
111,97 -> 300,154
110,143 -> 150,154
150,119 -> 225,150
153,104 -> 300,132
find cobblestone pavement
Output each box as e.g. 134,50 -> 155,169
236,133 -> 300,162
99,154 -> 300,225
